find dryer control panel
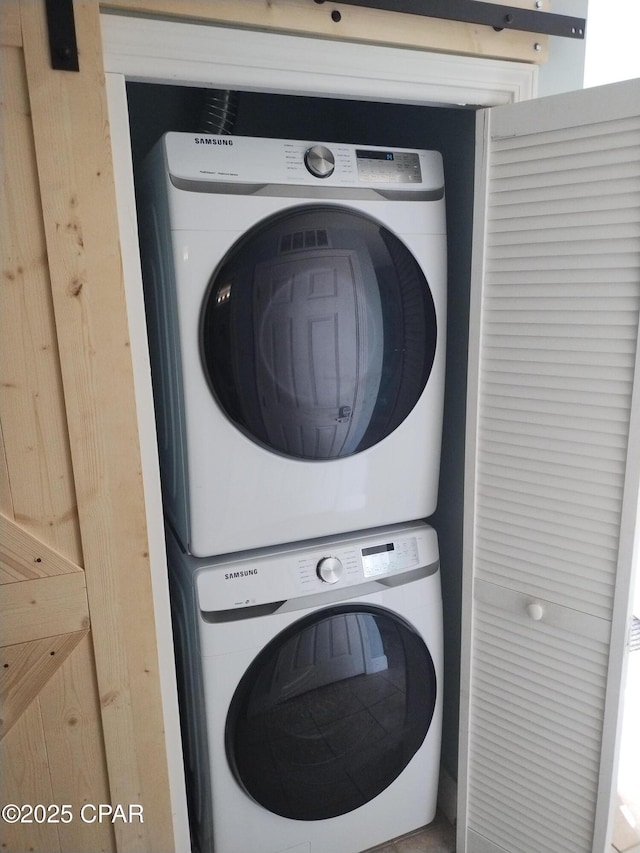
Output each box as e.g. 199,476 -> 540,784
194,521 -> 438,613
163,133 -> 444,196
354,148 -> 422,184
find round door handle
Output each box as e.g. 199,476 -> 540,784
526,602 -> 544,621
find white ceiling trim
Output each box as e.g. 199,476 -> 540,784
100,12 -> 537,106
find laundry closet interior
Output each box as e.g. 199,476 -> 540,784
7,3 -> 637,853
127,78 -> 474,853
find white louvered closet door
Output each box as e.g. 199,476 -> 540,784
460,79 -> 640,853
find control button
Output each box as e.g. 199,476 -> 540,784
316,556 -> 344,584
304,145 -> 335,178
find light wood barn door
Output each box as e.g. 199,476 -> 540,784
1,1 -> 175,851
0,8 -> 114,852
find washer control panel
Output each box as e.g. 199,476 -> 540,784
195,522 -> 438,613
295,533 -> 420,593
361,537 -> 420,577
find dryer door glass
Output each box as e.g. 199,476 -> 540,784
225,604 -> 437,820
201,206 -> 437,460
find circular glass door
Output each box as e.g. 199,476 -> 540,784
201,206 -> 437,460
225,605 -> 437,820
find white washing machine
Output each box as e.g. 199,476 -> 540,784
168,520 -> 443,853
139,134 -> 447,556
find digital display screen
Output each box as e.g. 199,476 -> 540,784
356,149 -> 395,161
362,543 -> 395,557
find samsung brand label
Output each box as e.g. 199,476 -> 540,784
194,137 -> 234,145
224,569 -> 257,580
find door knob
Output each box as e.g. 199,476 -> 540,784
526,602 -> 544,621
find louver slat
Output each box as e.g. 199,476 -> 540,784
468,587 -> 610,853
476,118 -> 640,609
466,105 -> 640,853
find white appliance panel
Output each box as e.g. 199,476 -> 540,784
168,521 -> 443,853
164,135 -> 445,192
140,135 -> 447,556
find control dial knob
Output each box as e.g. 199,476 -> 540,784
304,145 -> 335,179
316,556 -> 344,584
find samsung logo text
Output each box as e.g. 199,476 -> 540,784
224,569 -> 258,580
194,137 -> 234,145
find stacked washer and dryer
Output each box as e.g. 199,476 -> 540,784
138,133 -> 448,853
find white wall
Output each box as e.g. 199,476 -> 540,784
534,1 -> 640,98
537,0 -> 589,96
584,0 -> 640,87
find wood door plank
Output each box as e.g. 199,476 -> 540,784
0,0 -> 21,48
0,423 -> 14,520
0,43 -> 82,562
0,630 -> 88,740
0,513 -> 83,585
0,699 -> 61,853
0,573 -> 89,646
39,633 -> 116,853
18,3 -> 174,849
103,0 -> 549,63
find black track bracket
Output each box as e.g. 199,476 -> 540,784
327,0 -> 586,39
46,0 -> 80,71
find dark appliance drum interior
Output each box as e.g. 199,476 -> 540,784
201,206 -> 437,460
226,604 -> 437,820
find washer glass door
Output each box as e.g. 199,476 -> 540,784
225,604 -> 437,820
201,206 -> 437,460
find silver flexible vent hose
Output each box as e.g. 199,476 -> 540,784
200,89 -> 237,135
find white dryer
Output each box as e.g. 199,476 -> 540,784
139,134 -> 447,556
168,520 -> 443,853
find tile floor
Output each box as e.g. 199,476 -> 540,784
364,643 -> 639,853
362,811 -> 455,853
315,622 -> 640,853
364,798 -> 640,853
611,795 -> 640,853
611,641 -> 640,853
